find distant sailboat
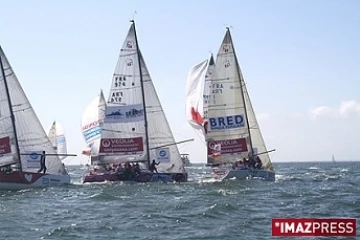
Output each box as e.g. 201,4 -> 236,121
0,46 -> 71,190
47,121 -> 67,161
332,154 -> 336,163
83,20 -> 189,183
81,89 -> 106,167
186,28 -> 275,181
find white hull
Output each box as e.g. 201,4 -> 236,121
0,171 -> 71,190
214,169 -> 275,182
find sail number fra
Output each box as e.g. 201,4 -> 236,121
209,115 -> 245,131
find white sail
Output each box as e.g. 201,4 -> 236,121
81,90 -> 106,161
0,53 -> 19,167
99,22 -> 184,173
242,75 -> 273,171
185,55 -> 215,137
0,46 -> 66,175
47,121 -> 67,160
202,55 -> 215,125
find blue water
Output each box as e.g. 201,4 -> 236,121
0,162 -> 359,239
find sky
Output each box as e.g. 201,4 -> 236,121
0,0 -> 359,165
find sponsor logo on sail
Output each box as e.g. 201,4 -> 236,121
101,139 -> 111,148
82,120 -> 101,130
105,104 -> 144,123
156,148 -> 170,162
25,151 -> 42,169
209,115 -> 245,131
0,136 -> 11,156
83,120 -> 102,141
99,137 -> 144,154
207,138 -> 248,156
56,135 -> 65,144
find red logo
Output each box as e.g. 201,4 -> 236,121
99,137 -> 143,154
0,136 -> 11,155
207,138 -> 247,156
190,107 -> 203,126
272,218 -> 356,237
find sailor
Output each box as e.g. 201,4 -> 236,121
249,156 -> 256,169
60,163 -> 67,175
116,163 -> 124,173
37,151 -> 47,174
243,157 -> 250,168
133,163 -> 141,174
255,156 -> 263,169
149,159 -> 160,173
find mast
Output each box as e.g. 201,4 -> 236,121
0,47 -> 23,170
226,28 -> 254,156
130,20 -> 151,168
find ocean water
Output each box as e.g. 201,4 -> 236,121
0,162 -> 359,240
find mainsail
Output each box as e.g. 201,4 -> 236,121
98,21 -> 184,173
0,46 -> 66,175
206,28 -> 273,171
185,55 -> 215,137
81,90 -> 106,164
47,121 -> 67,160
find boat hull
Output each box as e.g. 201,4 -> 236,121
214,169 -> 275,182
83,171 -> 188,183
0,171 -> 71,190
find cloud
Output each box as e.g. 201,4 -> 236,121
309,100 -> 360,119
292,112 -> 303,118
338,100 -> 360,117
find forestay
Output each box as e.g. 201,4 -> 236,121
0,47 -> 66,175
81,90 -> 106,163
206,30 -> 251,165
99,22 -> 184,173
47,121 -> 67,160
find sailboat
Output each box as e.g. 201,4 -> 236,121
0,46 -> 70,190
80,89 -> 106,167
332,154 -> 336,163
186,28 -> 275,181
47,121 -> 68,161
83,20 -> 188,183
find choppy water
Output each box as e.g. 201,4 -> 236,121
0,162 -> 359,240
